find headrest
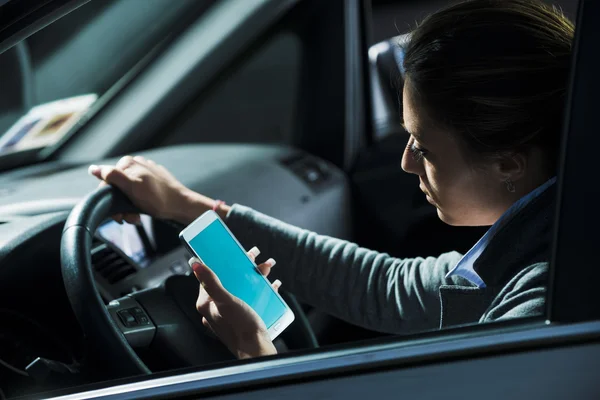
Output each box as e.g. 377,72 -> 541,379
368,33 -> 409,141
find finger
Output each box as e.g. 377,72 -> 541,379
198,284 -> 212,303
189,257 -> 231,303
88,164 -> 102,179
257,258 -> 276,277
90,165 -> 131,189
113,213 -> 124,224
145,158 -> 162,173
247,246 -> 260,262
90,166 -> 124,216
146,160 -> 166,177
207,300 -> 222,322
116,155 -> 136,170
135,156 -> 160,173
133,155 -> 146,164
196,285 -> 212,315
156,163 -> 171,175
272,279 -> 282,293
202,317 -> 217,336
123,213 -> 142,226
198,299 -> 221,329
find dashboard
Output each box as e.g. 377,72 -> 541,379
0,143 -> 354,299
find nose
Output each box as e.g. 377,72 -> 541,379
401,138 -> 423,175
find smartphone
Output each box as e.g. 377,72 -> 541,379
179,210 -> 295,340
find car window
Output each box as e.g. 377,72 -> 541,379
0,0 -> 210,163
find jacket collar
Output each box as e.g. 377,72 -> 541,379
472,182 -> 557,287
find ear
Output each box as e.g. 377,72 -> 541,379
492,152 -> 527,183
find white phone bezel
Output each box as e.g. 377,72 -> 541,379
179,210 -> 295,340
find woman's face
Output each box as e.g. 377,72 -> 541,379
400,84 -> 510,226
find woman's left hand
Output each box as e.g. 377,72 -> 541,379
190,252 -> 280,359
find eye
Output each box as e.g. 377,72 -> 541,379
409,140 -> 429,162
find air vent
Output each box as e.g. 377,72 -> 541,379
91,241 -> 136,284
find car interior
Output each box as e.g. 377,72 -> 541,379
0,0 -> 582,398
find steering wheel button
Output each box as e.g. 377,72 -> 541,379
130,307 -> 144,316
138,315 -> 150,325
117,310 -> 137,327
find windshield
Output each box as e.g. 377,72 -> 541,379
0,0 -> 211,169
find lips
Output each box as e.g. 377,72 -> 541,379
419,184 -> 435,205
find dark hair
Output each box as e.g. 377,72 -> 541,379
403,0 -> 574,173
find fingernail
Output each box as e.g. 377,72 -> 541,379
88,165 -> 99,175
189,257 -> 203,273
266,258 -> 276,267
192,263 -> 203,274
273,279 -> 282,288
249,246 -> 260,258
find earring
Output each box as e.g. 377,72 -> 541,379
505,179 -> 516,193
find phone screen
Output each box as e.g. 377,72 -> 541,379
187,219 -> 287,328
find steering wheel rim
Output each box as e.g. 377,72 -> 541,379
61,185 -> 318,378
61,185 -> 150,376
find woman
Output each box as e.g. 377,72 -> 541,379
89,0 -> 573,360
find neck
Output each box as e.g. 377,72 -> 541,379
514,170 -> 553,202
493,172 -> 554,223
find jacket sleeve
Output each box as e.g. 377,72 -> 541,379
225,204 -> 464,334
482,263 -> 548,322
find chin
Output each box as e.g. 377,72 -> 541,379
436,208 -> 463,226
437,208 -> 493,227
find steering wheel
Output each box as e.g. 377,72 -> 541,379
61,185 -> 318,377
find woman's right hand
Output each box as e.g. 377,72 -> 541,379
88,155 -> 223,225
191,246 -> 280,359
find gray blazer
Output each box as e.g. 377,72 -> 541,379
225,187 -> 554,334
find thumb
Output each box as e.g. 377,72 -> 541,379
189,257 -> 231,303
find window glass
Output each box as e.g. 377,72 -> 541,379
0,0 -> 208,159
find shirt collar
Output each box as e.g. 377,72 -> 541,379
446,176 -> 557,288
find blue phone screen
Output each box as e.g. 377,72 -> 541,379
188,219 -> 287,328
